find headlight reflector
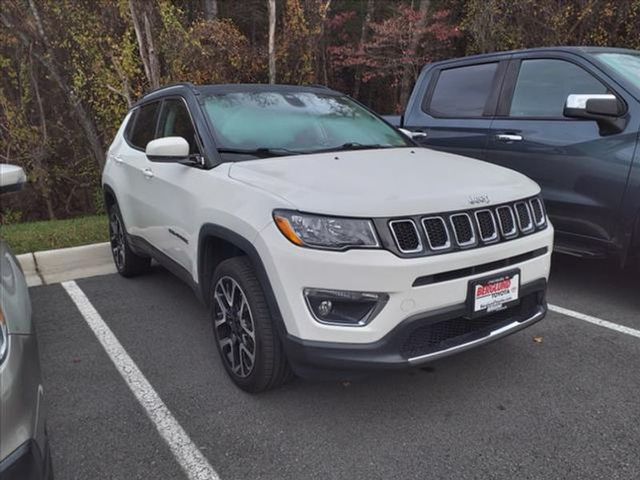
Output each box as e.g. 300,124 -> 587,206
274,210 -> 379,250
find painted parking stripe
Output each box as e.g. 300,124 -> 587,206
549,303 -> 640,339
62,281 -> 220,480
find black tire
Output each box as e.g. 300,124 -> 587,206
108,203 -> 151,277
211,256 -> 292,393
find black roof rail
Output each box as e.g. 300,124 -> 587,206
141,82 -> 199,98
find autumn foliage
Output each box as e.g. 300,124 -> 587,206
0,0 -> 638,222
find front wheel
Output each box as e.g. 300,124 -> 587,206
108,203 -> 151,277
211,256 -> 292,393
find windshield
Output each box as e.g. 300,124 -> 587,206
202,91 -> 410,157
594,53 -> 640,88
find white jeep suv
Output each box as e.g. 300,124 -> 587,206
103,83 -> 553,392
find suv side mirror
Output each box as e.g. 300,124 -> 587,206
563,94 -> 627,135
0,164 -> 27,194
145,137 -> 189,162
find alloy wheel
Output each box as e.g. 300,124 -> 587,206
109,211 -> 125,271
213,276 -> 257,378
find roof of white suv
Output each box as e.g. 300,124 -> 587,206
137,82 -> 342,106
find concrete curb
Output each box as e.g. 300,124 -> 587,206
17,242 -> 116,287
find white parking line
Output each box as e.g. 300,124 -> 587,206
62,281 -> 220,480
549,303 -> 640,339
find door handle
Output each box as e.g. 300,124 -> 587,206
496,134 -> 523,143
113,154 -> 124,164
142,168 -> 154,179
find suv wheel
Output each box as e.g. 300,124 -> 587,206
211,256 -> 292,392
108,203 -> 151,277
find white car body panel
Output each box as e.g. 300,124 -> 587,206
228,148 -> 541,217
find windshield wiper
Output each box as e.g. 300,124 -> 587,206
309,142 -> 395,153
217,147 -> 303,158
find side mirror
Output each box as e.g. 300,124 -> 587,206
145,137 -> 189,162
398,128 -> 428,140
563,94 -> 627,135
0,164 -> 27,194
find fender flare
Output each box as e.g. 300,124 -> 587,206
197,224 -> 288,337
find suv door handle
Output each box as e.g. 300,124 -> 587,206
113,154 -> 124,164
496,134 -> 523,143
142,168 -> 154,179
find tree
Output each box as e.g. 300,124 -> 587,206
268,0 -> 276,83
128,0 -> 162,89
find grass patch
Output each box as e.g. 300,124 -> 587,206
0,215 -> 109,255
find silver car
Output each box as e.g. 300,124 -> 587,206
0,164 -> 52,479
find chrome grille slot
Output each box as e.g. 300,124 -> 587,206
422,217 -> 451,250
449,213 -> 476,247
529,198 -> 546,227
496,206 -> 517,238
515,202 -> 534,233
389,219 -> 422,253
474,209 -> 498,243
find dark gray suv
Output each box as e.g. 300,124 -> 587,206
388,47 -> 640,268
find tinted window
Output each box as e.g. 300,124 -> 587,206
158,99 -> 199,154
428,63 -> 498,117
129,102 -> 159,149
510,59 -> 607,117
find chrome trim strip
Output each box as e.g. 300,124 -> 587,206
515,201 -> 534,233
496,206 -> 518,238
421,216 -> 451,250
474,209 -> 499,243
408,307 -> 546,365
389,219 -> 423,254
529,198 -> 546,227
449,213 -> 477,247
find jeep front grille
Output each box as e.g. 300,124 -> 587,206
450,213 -> 476,247
389,219 -> 422,253
384,196 -> 547,257
474,210 -> 498,243
422,217 -> 450,250
496,206 -> 517,238
514,202 -> 534,233
529,198 -> 546,227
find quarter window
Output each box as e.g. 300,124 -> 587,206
157,99 -> 199,154
129,102 -> 160,150
427,63 -> 499,117
509,59 -> 607,117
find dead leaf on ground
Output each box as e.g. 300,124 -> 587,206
533,336 -> 543,344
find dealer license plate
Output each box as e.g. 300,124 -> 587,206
468,270 -> 520,317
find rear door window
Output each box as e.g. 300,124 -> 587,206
427,63 -> 499,118
129,102 -> 160,150
509,59 -> 607,117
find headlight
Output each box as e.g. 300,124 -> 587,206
273,210 -> 380,250
0,308 -> 7,363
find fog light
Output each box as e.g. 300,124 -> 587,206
318,300 -> 333,317
303,288 -> 389,326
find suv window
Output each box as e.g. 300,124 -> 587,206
427,63 -> 498,118
157,99 -> 199,154
509,59 -> 607,117
129,102 -> 159,149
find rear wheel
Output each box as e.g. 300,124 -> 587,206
108,203 -> 151,277
211,256 -> 292,393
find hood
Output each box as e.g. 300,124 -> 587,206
228,148 -> 540,217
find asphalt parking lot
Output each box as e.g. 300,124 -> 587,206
30,255 -> 639,480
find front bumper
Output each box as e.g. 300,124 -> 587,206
284,279 -> 546,376
256,222 -> 553,344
